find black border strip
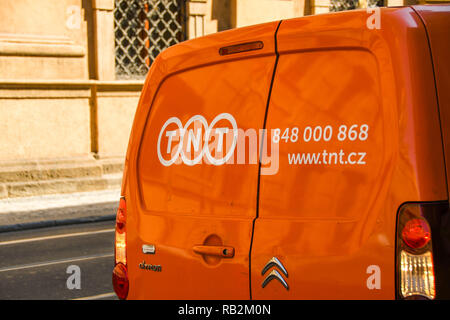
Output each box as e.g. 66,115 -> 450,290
411,7 -> 450,198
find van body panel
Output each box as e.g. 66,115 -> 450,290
125,22 -> 279,299
414,5 -> 450,201
251,8 -> 447,299
119,6 -> 450,300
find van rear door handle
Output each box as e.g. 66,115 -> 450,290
193,245 -> 235,258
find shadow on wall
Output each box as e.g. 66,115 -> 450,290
212,0 -> 232,31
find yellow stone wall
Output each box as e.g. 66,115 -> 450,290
0,83 -> 91,160
232,0 -> 297,28
95,83 -> 142,158
0,0 -> 89,80
0,0 -> 139,162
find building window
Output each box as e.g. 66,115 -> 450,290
330,0 -> 385,12
114,0 -> 187,79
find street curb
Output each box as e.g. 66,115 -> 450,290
0,214 -> 116,233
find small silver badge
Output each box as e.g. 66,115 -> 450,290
261,257 -> 289,290
142,244 -> 155,254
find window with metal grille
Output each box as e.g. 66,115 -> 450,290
114,0 -> 187,79
330,0 -> 384,12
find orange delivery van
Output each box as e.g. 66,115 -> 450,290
112,5 -> 450,300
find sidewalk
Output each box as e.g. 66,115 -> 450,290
0,189 -> 120,232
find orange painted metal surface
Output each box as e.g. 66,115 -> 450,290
118,5 -> 449,300
253,7 -> 447,300
125,21 -> 279,299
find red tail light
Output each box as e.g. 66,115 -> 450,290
113,197 -> 128,299
116,198 -> 126,233
401,218 -> 431,249
396,203 -> 436,299
115,197 -> 127,265
112,263 -> 129,300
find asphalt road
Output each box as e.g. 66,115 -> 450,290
0,220 -> 118,300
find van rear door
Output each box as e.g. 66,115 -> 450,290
251,7 -> 447,299
126,22 -> 279,299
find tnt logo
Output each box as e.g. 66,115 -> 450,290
157,113 -> 238,167
156,113 -> 279,175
